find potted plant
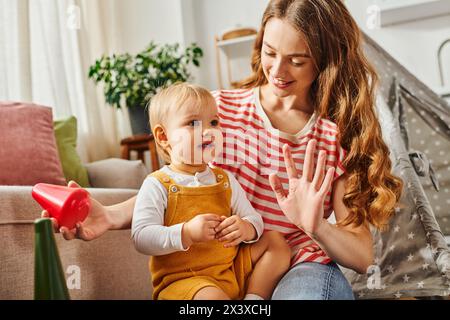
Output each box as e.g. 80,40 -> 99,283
88,41 -> 203,134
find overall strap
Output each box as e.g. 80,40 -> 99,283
149,170 -> 176,191
209,166 -> 230,188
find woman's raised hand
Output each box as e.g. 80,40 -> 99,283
41,181 -> 112,241
268,139 -> 335,236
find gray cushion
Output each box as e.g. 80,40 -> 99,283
85,158 -> 148,189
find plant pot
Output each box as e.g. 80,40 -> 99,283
128,105 -> 150,135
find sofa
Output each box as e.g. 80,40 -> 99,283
0,102 -> 154,299
0,158 -> 153,300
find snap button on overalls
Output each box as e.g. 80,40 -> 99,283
149,167 -> 253,300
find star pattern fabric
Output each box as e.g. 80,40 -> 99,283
340,34 -> 450,299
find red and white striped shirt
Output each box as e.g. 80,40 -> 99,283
211,88 -> 347,267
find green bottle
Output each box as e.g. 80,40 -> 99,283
34,218 -> 70,300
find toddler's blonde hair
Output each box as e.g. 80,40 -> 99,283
149,82 -> 217,164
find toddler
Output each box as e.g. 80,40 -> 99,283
131,82 -> 291,300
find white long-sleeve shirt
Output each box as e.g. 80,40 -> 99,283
131,165 -> 264,256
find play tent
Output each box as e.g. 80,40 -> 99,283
341,33 -> 450,299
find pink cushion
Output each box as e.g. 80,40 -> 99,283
0,102 -> 66,186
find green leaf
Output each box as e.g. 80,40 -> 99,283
193,47 -> 203,55
88,41 -> 204,109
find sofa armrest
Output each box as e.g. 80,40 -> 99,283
0,186 -> 152,300
84,158 -> 149,189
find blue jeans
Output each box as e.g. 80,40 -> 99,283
272,262 -> 355,300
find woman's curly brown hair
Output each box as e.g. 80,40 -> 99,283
240,0 -> 403,230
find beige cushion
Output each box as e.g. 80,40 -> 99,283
85,158 -> 148,189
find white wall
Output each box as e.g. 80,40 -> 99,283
112,0 -> 185,54
108,0 -> 269,90
105,0 -> 450,92
345,0 -> 450,91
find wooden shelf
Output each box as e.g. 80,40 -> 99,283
214,32 -> 257,89
216,34 -> 256,48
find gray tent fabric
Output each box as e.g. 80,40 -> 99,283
397,85 -> 450,235
368,33 -> 450,236
340,33 -> 450,299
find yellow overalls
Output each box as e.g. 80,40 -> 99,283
149,167 -> 253,300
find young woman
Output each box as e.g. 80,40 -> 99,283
44,0 -> 402,300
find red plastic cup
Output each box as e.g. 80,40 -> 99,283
32,183 -> 90,230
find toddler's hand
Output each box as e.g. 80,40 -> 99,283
215,215 -> 256,247
182,213 -> 222,248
